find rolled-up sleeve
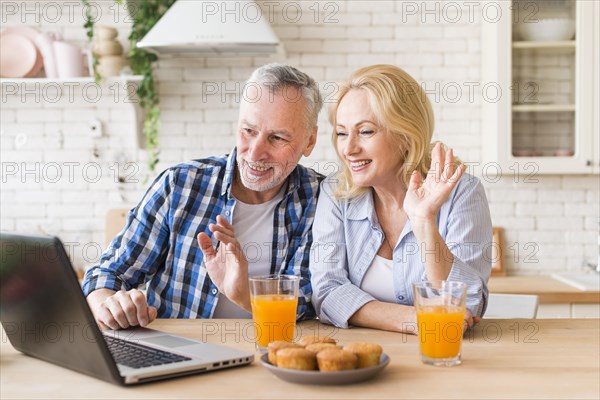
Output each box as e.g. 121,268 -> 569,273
284,196 -> 317,321
82,169 -> 173,296
439,176 -> 493,317
310,181 -> 376,328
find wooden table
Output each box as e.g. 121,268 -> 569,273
489,275 -> 600,304
2,319 -> 599,399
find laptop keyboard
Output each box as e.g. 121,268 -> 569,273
104,335 -> 192,369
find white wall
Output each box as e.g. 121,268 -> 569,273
1,0 -> 598,275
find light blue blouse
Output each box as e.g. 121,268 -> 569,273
310,173 -> 493,328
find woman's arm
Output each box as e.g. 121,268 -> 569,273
310,179 -> 377,328
349,301 -> 417,334
438,177 -> 493,317
404,144 -> 464,280
405,145 -> 492,317
350,300 -> 478,334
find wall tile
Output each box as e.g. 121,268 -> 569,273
1,1 -> 597,274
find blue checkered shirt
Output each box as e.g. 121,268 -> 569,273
82,151 -> 323,320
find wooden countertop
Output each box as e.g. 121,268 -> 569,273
489,275 -> 600,304
2,319 -> 599,399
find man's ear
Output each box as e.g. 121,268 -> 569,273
303,127 -> 318,157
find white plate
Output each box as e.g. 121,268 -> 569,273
0,34 -> 38,78
0,26 -> 43,78
259,353 -> 390,385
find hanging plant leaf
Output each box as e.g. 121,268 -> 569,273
81,0 -> 101,83
81,0 -> 176,172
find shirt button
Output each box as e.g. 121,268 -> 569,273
211,288 -> 218,295
225,211 -> 230,216
398,295 -> 404,301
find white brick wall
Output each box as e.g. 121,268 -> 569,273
0,0 -> 598,274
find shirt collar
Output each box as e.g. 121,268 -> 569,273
346,188 -> 414,239
221,149 -> 237,197
221,147 -> 301,198
286,162 -> 302,194
345,189 -> 377,224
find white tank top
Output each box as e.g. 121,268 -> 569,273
360,255 -> 396,303
212,189 -> 284,318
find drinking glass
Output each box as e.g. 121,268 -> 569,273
413,280 -> 467,367
249,275 -> 299,352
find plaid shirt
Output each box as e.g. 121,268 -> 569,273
82,150 -> 323,320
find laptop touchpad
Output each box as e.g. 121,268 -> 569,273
142,335 -> 198,348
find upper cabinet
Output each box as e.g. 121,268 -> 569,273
482,0 -> 599,174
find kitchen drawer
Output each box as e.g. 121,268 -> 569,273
537,304 -> 572,318
572,303 -> 600,318
538,303 -> 600,318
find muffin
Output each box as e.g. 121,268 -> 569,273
297,335 -> 337,347
316,349 -> 358,371
275,348 -> 317,371
304,342 -> 341,355
267,341 -> 303,366
343,342 -> 383,368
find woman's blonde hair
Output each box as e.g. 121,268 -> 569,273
332,64 -> 456,199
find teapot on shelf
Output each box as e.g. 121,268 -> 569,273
53,41 -> 91,78
33,32 -> 59,78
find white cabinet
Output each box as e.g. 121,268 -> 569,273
538,303 -> 600,318
481,0 -> 599,174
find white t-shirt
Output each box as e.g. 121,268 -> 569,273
212,189 -> 285,318
360,255 -> 396,303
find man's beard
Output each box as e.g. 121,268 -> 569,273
236,159 -> 284,192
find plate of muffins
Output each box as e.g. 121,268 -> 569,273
260,336 -> 390,385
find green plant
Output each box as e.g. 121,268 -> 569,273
82,0 -> 175,172
81,0 -> 100,82
125,0 -> 175,172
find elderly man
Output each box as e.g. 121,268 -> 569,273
83,64 -> 323,330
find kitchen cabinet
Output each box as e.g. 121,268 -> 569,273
537,303 -> 600,318
481,0 -> 599,174
488,275 -> 600,318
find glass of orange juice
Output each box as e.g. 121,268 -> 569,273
249,275 -> 299,352
413,281 -> 467,367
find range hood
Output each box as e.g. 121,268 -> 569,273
136,0 -> 281,56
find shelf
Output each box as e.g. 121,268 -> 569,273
512,104 -> 576,112
512,40 -> 576,49
0,75 -> 143,85
511,153 -> 575,158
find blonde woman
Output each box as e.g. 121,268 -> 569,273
310,65 -> 492,333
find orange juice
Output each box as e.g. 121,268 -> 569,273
417,305 -> 465,359
250,294 -> 298,348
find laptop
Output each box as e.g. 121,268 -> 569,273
0,233 -> 254,385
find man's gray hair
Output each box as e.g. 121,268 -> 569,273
246,63 -> 323,131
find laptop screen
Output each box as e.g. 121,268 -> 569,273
0,233 -> 123,384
